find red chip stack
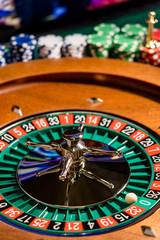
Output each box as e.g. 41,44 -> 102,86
139,45 -> 160,66
153,28 -> 160,42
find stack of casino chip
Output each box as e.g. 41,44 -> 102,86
38,35 -> 63,59
121,24 -> 147,42
0,45 -> 6,66
87,34 -> 113,58
139,45 -> 160,66
94,23 -> 120,37
112,35 -> 140,62
62,34 -> 87,58
10,33 -> 37,62
153,29 -> 160,43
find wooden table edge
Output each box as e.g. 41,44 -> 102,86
0,58 -> 160,87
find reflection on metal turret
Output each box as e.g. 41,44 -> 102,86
17,122 -> 130,207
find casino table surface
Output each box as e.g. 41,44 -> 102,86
0,58 -> 159,239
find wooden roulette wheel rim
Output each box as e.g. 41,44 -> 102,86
0,58 -> 159,239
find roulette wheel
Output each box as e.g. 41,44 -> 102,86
0,58 -> 160,240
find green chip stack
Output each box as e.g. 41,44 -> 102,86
87,34 -> 113,58
90,22 -> 147,62
121,23 -> 147,42
111,34 -> 140,62
94,23 -> 120,37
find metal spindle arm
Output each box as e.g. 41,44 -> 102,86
84,147 -> 123,158
59,153 -> 73,181
25,140 -> 61,151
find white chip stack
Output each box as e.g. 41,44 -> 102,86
38,34 -> 63,59
0,45 -> 6,66
62,34 -> 87,58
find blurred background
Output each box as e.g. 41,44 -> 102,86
1,0 -> 160,43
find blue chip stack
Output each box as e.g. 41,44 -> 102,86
10,33 -> 37,62
38,35 -> 63,59
0,45 -> 6,66
63,34 -> 87,58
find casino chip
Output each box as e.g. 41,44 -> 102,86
63,34 -> 87,58
0,45 -> 6,66
111,35 -> 140,62
87,34 -> 113,58
10,33 -> 37,62
94,23 -> 120,37
139,45 -> 160,66
153,28 -> 160,42
121,24 -> 147,40
38,35 -> 63,59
